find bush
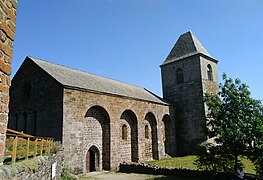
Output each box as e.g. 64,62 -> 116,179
50,141 -> 62,154
249,148 -> 263,175
194,146 -> 238,172
61,169 -> 77,180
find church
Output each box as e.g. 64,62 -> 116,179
8,31 -> 218,174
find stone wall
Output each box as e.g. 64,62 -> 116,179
161,55 -> 207,155
63,88 -> 175,174
0,0 -> 18,164
200,56 -> 219,95
0,151 -> 64,180
8,57 -> 177,175
161,54 -> 218,155
8,58 -> 64,141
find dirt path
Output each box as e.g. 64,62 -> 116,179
79,171 -> 167,180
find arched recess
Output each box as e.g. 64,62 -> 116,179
144,112 -> 159,160
86,145 -> 100,172
162,114 -> 172,156
120,110 -> 138,162
8,114 -> 18,130
85,106 -> 110,170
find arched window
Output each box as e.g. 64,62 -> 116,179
122,124 -> 127,140
145,125 -> 149,139
207,64 -> 213,81
176,68 -> 184,83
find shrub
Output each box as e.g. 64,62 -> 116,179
194,146 -> 239,172
61,169 -> 77,180
50,141 -> 62,154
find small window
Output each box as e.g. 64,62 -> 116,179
145,125 -> 149,139
176,68 -> 184,84
207,64 -> 213,81
122,124 -> 127,140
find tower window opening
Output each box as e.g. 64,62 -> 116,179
176,68 -> 184,84
207,64 -> 213,81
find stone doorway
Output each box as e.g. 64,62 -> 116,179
86,146 -> 99,173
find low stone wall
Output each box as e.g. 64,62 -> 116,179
119,162 -> 232,180
0,151 -> 64,180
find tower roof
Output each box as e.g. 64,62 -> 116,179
161,31 -> 215,66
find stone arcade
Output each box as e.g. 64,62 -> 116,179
8,31 -> 218,174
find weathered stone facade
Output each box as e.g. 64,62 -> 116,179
8,59 -> 63,141
8,57 -> 176,174
161,31 -> 218,155
63,88 -> 173,173
0,0 -> 18,164
8,31 -> 218,174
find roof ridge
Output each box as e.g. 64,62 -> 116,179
26,56 -> 169,105
28,56 -> 147,90
188,31 -> 199,52
161,31 -> 214,65
188,32 -> 211,56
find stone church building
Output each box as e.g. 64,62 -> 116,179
8,31 -> 218,174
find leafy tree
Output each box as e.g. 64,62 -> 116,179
196,73 -> 263,173
194,145 -> 237,172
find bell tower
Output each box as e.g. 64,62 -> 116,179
161,31 -> 218,155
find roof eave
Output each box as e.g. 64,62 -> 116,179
160,53 -> 218,67
63,85 -> 171,106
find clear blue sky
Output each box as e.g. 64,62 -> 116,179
13,0 -> 263,100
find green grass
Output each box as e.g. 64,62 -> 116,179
147,155 -> 198,170
240,156 -> 256,174
147,155 -> 256,174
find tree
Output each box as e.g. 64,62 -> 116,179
197,73 -> 263,172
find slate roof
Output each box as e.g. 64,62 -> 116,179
161,31 -> 216,66
27,56 -> 169,105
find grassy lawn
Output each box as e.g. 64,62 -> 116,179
147,155 -> 198,170
147,155 -> 256,174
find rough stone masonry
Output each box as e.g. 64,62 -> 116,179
8,31 -> 219,174
0,0 -> 18,164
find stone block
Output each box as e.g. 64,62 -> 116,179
0,123 -> 7,133
0,0 -> 17,165
0,20 -> 14,40
0,42 -> 12,58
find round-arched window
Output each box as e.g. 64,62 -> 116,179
145,125 -> 149,139
207,64 -> 213,81
122,124 -> 127,140
176,68 -> 184,84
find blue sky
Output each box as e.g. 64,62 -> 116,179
13,0 -> 263,100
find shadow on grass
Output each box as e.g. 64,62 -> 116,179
147,176 -> 203,180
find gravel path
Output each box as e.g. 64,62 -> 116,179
79,171 -> 167,180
